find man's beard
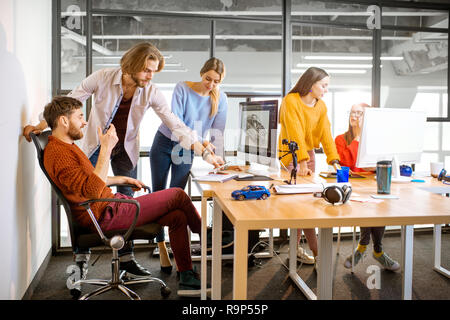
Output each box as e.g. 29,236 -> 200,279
68,123 -> 84,140
131,73 -> 148,88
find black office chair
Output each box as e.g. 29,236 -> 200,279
30,131 -> 171,300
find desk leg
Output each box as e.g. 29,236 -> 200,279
401,225 -> 414,300
288,228 -> 316,300
233,226 -> 248,300
433,224 -> 450,278
317,228 -> 333,300
289,228 -> 297,273
211,198 -> 223,300
200,196 -> 208,300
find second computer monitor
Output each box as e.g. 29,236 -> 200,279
356,107 -> 426,181
237,100 -> 279,172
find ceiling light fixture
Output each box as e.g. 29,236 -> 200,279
303,55 -> 403,61
292,69 -> 367,74
94,63 -> 187,72
296,63 -> 372,68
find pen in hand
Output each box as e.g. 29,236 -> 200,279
212,161 -> 231,174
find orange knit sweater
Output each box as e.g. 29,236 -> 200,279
278,93 -> 340,167
43,136 -> 114,229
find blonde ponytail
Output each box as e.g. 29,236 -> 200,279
209,87 -> 220,118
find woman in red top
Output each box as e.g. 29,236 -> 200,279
335,103 -> 400,272
334,103 -> 370,172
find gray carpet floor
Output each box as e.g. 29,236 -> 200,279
29,231 -> 450,300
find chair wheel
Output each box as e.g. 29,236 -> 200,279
70,288 -> 81,299
160,285 -> 171,298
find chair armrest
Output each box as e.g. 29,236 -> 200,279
108,183 -> 151,193
78,198 -> 140,246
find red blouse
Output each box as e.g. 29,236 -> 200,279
334,134 -> 366,172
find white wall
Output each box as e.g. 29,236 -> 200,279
0,0 -> 52,299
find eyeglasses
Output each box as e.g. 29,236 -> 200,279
350,111 -> 364,117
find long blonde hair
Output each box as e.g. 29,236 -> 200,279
200,58 -> 226,118
343,102 -> 371,145
120,42 -> 165,74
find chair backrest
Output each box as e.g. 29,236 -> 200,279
30,131 -> 85,251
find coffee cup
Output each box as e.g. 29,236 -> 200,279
336,166 -> 350,183
376,161 -> 392,194
430,162 -> 444,178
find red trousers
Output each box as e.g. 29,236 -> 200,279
100,187 -> 201,272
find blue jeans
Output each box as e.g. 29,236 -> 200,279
150,131 -> 194,242
88,144 -> 138,257
89,144 -> 137,197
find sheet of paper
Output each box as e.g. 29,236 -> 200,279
419,186 -> 450,194
274,182 -> 351,194
370,194 -> 399,199
192,173 -> 238,183
350,196 -> 383,203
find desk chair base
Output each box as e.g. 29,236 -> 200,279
72,249 -> 171,300
75,272 -> 171,300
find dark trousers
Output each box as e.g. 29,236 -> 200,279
149,131 -> 194,242
88,144 -> 137,256
101,188 -> 201,272
359,227 -> 386,253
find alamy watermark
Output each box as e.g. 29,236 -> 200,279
366,265 -> 381,289
366,5 -> 381,30
65,4 -> 81,30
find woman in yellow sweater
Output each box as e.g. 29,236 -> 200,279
278,67 -> 340,267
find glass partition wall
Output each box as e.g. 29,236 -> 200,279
53,0 -> 449,252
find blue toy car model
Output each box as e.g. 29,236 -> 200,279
400,165 -> 412,177
231,185 -> 271,200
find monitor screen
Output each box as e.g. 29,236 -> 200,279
237,100 -> 279,166
356,107 -> 426,170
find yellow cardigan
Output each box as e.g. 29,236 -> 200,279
278,93 -> 340,167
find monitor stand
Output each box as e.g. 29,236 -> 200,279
246,160 -> 280,177
391,156 -> 412,183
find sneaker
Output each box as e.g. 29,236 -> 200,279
119,259 -> 152,277
344,250 -> 364,269
297,247 -> 315,265
177,268 -> 211,297
373,252 -> 400,272
206,228 -> 234,251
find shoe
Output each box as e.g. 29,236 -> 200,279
206,228 -> 234,251
373,252 -> 400,272
179,269 -> 201,290
160,265 -> 173,274
344,250 -> 364,269
119,259 -> 152,277
177,268 -> 211,297
297,247 -> 315,265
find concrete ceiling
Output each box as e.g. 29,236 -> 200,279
60,0 -> 448,76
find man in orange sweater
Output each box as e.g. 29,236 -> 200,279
42,96 -> 209,293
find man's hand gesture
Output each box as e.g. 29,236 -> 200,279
97,124 -> 118,153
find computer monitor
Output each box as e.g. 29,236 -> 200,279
356,107 -> 427,182
237,99 -> 280,175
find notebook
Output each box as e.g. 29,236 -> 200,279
319,171 -> 367,179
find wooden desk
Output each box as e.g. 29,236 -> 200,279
193,170 -> 450,300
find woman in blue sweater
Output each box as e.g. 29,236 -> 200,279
150,58 -> 228,273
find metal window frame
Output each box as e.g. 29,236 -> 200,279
52,0 -> 449,252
